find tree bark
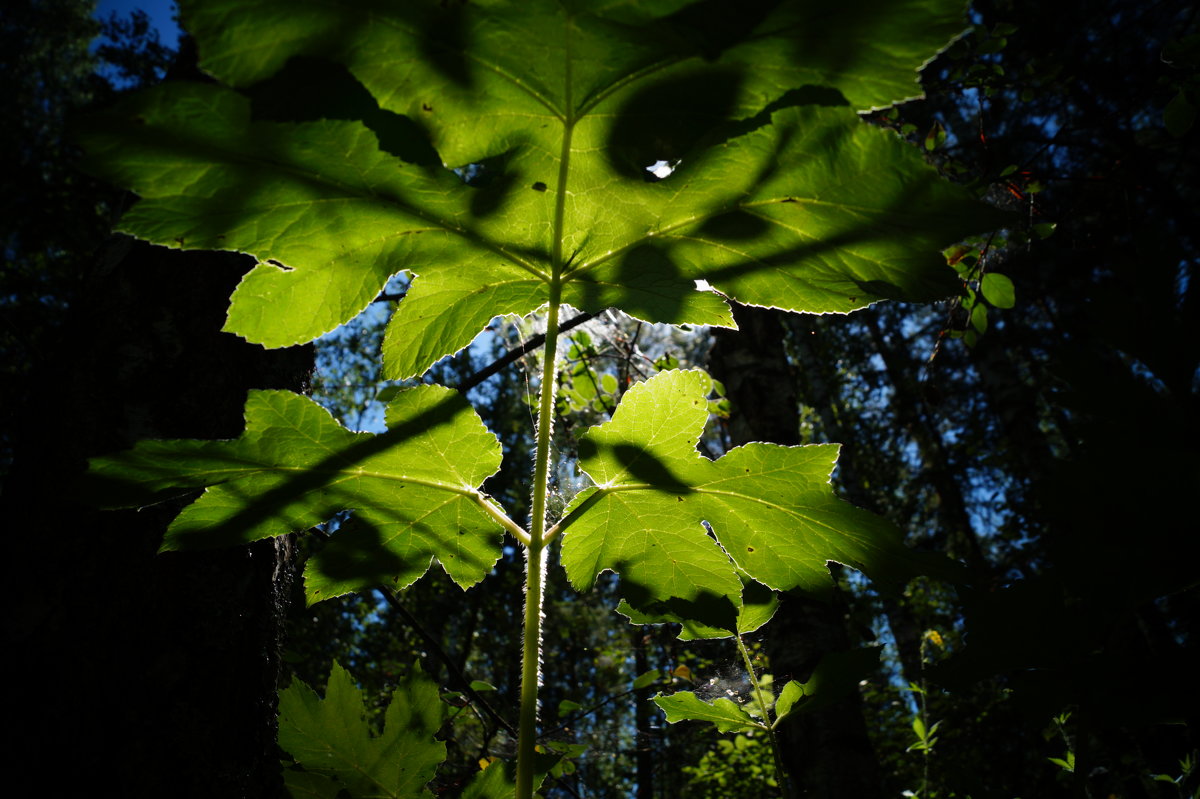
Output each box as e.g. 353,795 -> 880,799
6,239 -> 312,797
708,305 -> 883,799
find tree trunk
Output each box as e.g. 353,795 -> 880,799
708,305 -> 883,799
6,239 -> 312,797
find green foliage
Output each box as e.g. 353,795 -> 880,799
78,0 -> 1000,381
683,731 -> 780,799
559,370 -> 955,622
279,662 -> 446,798
87,387 -> 512,600
77,0 -> 1006,795
656,690 -> 764,734
654,646 -> 878,733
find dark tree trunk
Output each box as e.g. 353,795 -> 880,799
633,629 -> 654,799
6,239 -> 312,797
708,305 -> 883,799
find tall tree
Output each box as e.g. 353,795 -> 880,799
709,306 -> 885,799
3,5 -> 312,794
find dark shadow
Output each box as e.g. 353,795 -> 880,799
575,440 -> 695,495
417,1 -> 473,89
615,562 -> 740,631
246,56 -> 440,166
654,0 -> 783,62
456,149 -> 524,219
569,243 -> 701,329
307,514 -> 408,596
85,388 -> 464,548
604,67 -> 744,179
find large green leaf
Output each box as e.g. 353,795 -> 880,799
79,0 -> 1001,380
653,691 -> 764,734
558,370 -> 947,615
85,387 -> 510,600
278,662 -> 445,798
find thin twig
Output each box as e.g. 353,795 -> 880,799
376,587 -> 518,738
455,311 -> 597,393
540,686 -> 641,739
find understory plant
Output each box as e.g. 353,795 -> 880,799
80,0 -> 1005,796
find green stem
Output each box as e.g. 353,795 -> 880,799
516,18 -> 573,794
736,635 -> 791,798
917,636 -> 931,798
515,291 -> 562,798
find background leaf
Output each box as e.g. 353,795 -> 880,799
773,647 -> 881,723
278,662 -> 445,798
981,272 -> 1016,308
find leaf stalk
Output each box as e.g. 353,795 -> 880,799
736,634 -> 793,798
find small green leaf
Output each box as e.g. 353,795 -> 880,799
633,670 -> 662,690
460,756 -> 557,799
544,740 -> 588,758
924,121 -> 946,151
460,762 -> 512,799
278,662 -> 445,798
1048,754 -> 1075,773
773,680 -> 805,722
771,648 -> 880,724
654,691 -> 764,734
1033,222 -> 1057,239
557,699 -> 583,715
981,272 -> 1016,308
976,36 -> 1007,54
469,680 -> 497,693
970,301 -> 988,334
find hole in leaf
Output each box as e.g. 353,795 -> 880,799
453,162 -> 487,186
645,159 -> 680,181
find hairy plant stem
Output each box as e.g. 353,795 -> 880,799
736,635 -> 792,797
517,25 -> 574,793
515,289 -> 562,798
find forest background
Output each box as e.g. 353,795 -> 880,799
2,0 -> 1196,797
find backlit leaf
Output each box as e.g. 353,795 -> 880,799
616,576 -> 780,640
981,272 -> 1016,308
278,662 -> 445,798
560,371 -> 954,618
85,387 -> 508,601
79,0 -> 1001,380
654,691 -> 764,734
